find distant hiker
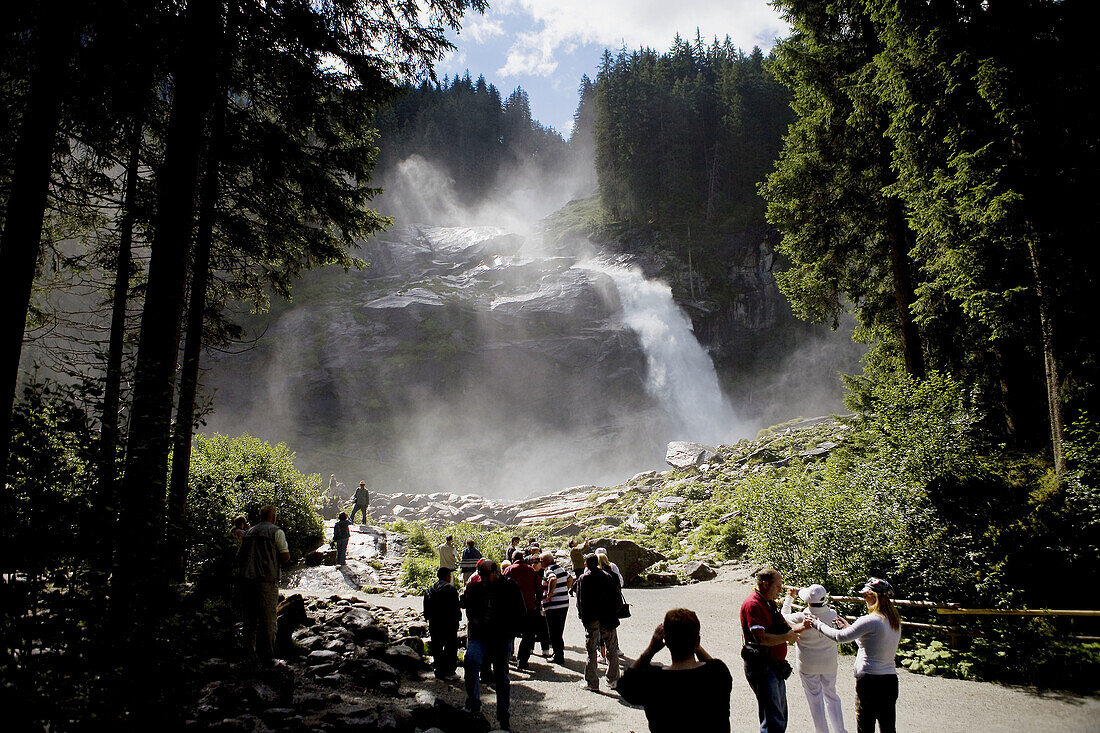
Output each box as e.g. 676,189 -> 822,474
460,539 -> 482,584
349,481 -> 370,524
782,585 -> 848,733
617,608 -> 733,732
506,536 -> 522,564
541,551 -> 571,664
328,473 -> 344,493
333,512 -> 351,566
236,505 -> 290,663
575,554 -> 622,691
424,567 -> 461,679
460,559 -> 525,731
806,578 -> 902,733
740,567 -> 811,733
438,535 -> 458,584
230,515 -> 250,542
503,554 -> 545,671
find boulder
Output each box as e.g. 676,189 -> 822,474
647,572 -> 679,585
683,561 -> 717,581
656,495 -> 686,510
585,538 -> 666,586
666,441 -> 718,469
304,547 -> 338,566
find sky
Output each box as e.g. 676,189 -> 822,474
436,0 -> 791,137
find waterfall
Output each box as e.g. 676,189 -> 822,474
576,259 -> 741,445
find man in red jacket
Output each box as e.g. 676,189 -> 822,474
503,554 -> 545,671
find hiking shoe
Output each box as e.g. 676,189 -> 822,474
582,682 -> 599,692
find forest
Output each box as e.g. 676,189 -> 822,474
1,0 -> 1098,725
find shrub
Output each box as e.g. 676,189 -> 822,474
399,556 -> 437,595
185,434 -> 325,581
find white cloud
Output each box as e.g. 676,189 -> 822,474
462,17 -> 507,44
493,0 -> 787,78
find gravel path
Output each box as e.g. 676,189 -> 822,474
361,566 -> 1100,732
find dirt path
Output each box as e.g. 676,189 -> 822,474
357,567 -> 1099,732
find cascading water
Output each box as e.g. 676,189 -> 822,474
576,259 -> 741,445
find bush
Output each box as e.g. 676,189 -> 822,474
399,556 -> 437,595
185,434 -> 325,581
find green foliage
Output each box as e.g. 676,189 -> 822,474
897,639 -> 978,680
3,380 -> 98,573
184,433 -> 325,580
398,556 -> 438,596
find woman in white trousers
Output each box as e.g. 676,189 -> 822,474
783,584 -> 848,733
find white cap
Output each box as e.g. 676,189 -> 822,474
798,584 -> 828,604
594,547 -> 607,556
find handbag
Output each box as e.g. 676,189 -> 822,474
617,588 -> 631,618
741,643 -> 793,680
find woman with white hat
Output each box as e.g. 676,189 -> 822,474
782,584 -> 848,733
806,578 -> 902,733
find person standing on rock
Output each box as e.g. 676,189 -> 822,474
438,535 -> 458,585
503,553 -> 543,671
782,584 -> 848,733
617,608 -> 733,731
424,567 -> 461,679
349,481 -> 370,524
805,578 -> 902,733
575,554 -> 622,691
460,559 -> 525,731
541,550 -> 571,664
236,504 -> 291,664
740,567 -> 810,733
568,538 -> 589,576
333,512 -> 351,566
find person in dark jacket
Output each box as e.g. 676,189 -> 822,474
423,567 -> 461,678
617,608 -> 734,732
575,554 -> 622,691
333,512 -> 351,565
460,559 -> 525,731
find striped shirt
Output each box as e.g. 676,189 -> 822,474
543,563 -> 570,610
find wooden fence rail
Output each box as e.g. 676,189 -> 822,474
781,585 -> 1099,646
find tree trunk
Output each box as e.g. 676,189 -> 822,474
1028,240 -> 1066,474
0,9 -> 71,488
113,0 -> 221,625
884,195 -> 926,379
166,77 -> 229,582
91,118 -> 143,569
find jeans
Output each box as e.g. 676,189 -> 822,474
544,607 -> 567,661
335,537 -> 349,565
464,638 -> 511,725
800,671 -> 847,733
855,674 -> 897,733
429,622 -> 458,678
350,504 -> 369,524
745,661 -> 788,733
583,620 -> 621,688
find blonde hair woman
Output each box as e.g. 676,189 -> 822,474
806,578 -> 901,733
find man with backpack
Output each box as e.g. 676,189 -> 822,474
460,560 -> 525,731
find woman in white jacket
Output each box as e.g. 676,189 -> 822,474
783,584 -> 848,733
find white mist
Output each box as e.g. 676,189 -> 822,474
577,259 -> 741,446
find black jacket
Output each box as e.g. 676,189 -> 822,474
423,580 -> 460,627
460,575 -> 525,641
575,567 -> 622,627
